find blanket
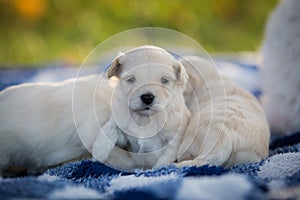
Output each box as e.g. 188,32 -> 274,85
0,58 -> 299,199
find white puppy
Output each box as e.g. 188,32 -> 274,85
92,46 -> 191,170
261,0 -> 300,135
0,45 -> 270,175
177,56 -> 270,168
0,75 -> 112,176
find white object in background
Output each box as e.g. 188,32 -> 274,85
261,0 -> 300,135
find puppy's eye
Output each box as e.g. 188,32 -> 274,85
161,77 -> 170,84
126,77 -> 136,83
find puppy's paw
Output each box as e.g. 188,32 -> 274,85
174,160 -> 194,168
92,142 -> 114,163
92,148 -> 111,163
175,159 -> 207,168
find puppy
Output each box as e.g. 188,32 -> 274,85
92,46 -> 191,170
176,56 -> 270,168
261,0 -> 300,135
0,75 -> 112,176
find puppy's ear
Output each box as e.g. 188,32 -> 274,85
107,53 -> 124,79
173,61 -> 189,86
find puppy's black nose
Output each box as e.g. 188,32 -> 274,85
140,93 -> 155,105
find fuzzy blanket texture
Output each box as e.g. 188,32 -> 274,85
0,58 -> 299,199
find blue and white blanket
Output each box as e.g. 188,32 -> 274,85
0,59 -> 299,199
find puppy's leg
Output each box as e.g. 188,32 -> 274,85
43,147 -> 90,168
92,119 -> 126,163
154,133 -> 181,168
106,148 -> 138,170
223,151 -> 262,167
176,128 -> 233,168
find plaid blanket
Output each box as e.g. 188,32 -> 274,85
0,132 -> 299,199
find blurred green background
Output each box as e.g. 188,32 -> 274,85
0,0 -> 277,67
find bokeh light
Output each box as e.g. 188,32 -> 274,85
0,0 -> 277,66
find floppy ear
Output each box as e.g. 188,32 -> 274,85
107,53 -> 124,79
173,61 -> 189,86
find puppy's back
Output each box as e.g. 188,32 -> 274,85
0,75 -> 112,173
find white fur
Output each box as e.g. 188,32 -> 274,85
92,46 -> 191,170
0,75 -> 112,175
177,56 -> 270,168
0,45 -> 271,174
261,0 -> 300,135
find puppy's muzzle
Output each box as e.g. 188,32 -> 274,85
140,93 -> 155,105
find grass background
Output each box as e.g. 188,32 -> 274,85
0,0 -> 277,67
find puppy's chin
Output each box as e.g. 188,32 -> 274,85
131,107 -> 157,117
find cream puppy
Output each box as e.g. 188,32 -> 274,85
92,46 -> 191,170
177,56 -> 270,168
0,75 -> 112,176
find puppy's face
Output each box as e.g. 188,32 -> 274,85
108,46 -> 188,116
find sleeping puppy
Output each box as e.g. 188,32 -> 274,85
92,46 -> 191,170
176,56 -> 270,168
0,75 -> 112,176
